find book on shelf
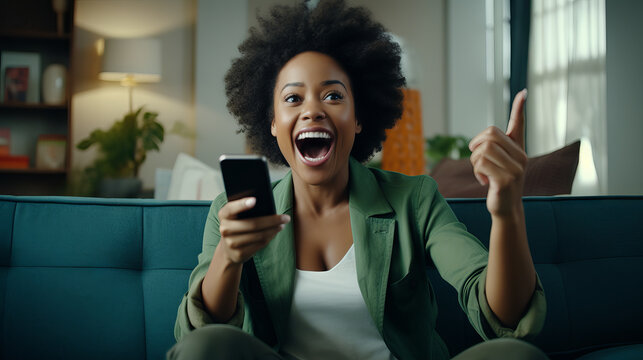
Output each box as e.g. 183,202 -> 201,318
0,128 -> 33,170
0,128 -> 9,155
0,155 -> 29,169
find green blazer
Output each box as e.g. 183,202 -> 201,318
174,158 -> 546,359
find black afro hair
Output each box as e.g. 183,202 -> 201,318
224,0 -> 406,165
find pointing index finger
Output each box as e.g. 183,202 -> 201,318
506,89 -> 527,150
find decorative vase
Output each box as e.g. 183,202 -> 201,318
42,64 -> 67,105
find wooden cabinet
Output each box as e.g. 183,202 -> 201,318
0,0 -> 75,195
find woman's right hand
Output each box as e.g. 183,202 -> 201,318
217,197 -> 290,264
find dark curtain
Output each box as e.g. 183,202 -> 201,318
509,0 -> 532,124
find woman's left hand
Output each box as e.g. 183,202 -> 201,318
469,89 -> 528,217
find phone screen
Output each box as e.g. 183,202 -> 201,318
219,155 -> 276,219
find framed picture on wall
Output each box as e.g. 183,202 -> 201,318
0,51 -> 41,103
35,134 -> 66,170
3,67 -> 29,102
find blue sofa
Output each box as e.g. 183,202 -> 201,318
0,195 -> 641,359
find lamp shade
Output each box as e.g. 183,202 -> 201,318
99,38 -> 161,83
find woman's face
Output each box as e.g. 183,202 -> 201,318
272,51 -> 361,186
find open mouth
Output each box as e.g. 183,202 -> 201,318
295,129 -> 335,165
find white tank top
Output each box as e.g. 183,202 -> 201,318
281,245 -> 396,360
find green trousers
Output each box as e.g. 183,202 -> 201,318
167,324 -> 549,360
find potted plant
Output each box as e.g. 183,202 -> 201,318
76,107 -> 164,197
425,134 -> 472,172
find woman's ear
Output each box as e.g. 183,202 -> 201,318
271,119 -> 277,137
355,120 -> 362,134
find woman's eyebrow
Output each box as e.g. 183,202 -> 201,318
321,80 -> 347,91
281,82 -> 304,92
281,80 -> 347,92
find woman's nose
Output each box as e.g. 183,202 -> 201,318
301,101 -> 326,121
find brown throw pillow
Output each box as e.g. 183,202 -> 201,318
430,140 -> 581,198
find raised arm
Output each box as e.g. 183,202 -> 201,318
469,89 -> 537,328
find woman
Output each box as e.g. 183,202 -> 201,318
170,1 -> 547,359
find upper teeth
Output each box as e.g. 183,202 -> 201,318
297,131 -> 331,140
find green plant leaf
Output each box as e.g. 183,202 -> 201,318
425,134 -> 473,171
76,107 -> 165,179
143,111 -> 159,121
76,139 -> 94,150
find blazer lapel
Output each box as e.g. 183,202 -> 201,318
348,158 -> 396,334
252,171 -> 295,346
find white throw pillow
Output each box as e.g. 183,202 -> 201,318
167,153 -> 225,200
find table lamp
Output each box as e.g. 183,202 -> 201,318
99,38 -> 161,113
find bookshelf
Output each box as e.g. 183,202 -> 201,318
0,0 -> 75,195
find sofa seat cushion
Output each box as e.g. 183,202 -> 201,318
576,344 -> 643,360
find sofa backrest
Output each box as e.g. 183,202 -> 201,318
1,195 -> 641,359
0,197 -> 205,360
434,196 -> 643,358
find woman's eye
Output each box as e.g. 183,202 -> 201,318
324,92 -> 343,101
285,94 -> 301,103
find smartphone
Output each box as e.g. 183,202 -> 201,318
219,154 -> 276,219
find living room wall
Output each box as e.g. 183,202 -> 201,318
605,0 -> 643,195
194,0 -> 249,169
